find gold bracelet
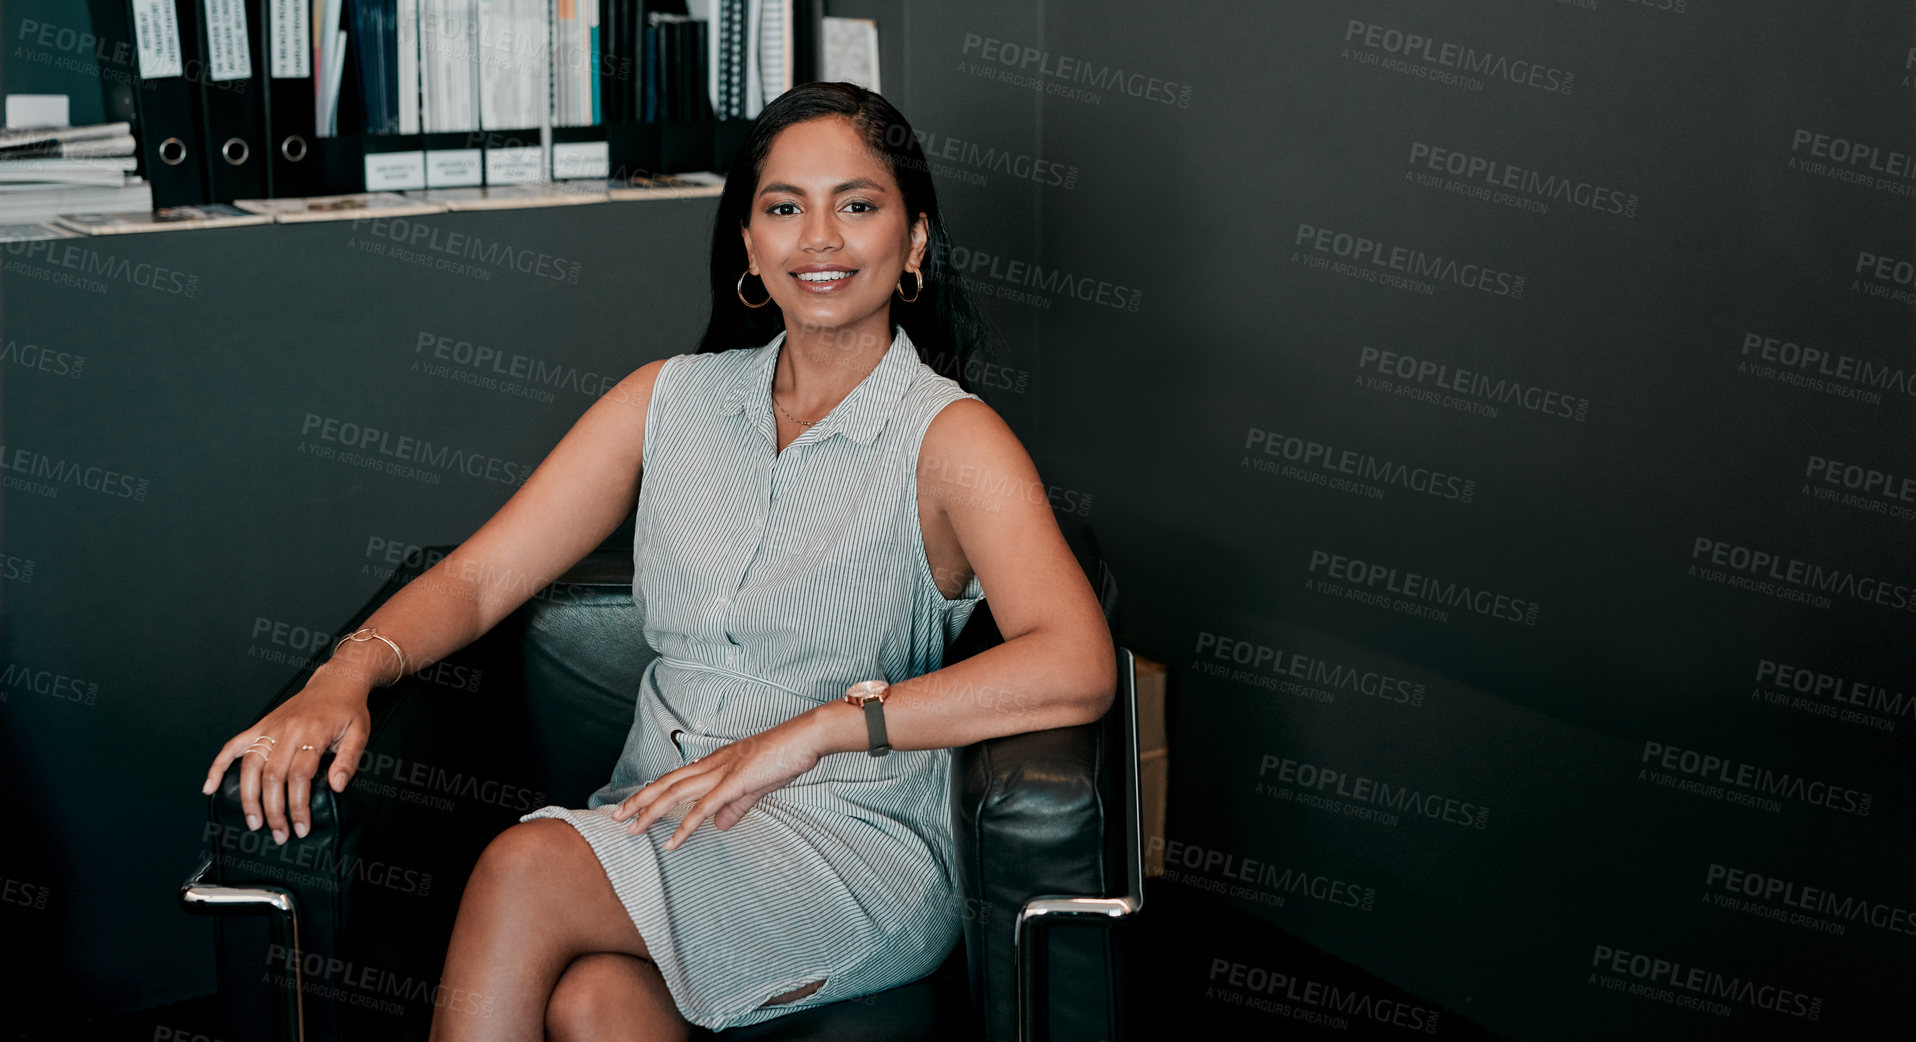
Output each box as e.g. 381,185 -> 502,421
334,627 -> 408,686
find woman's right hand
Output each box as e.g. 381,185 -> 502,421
200,666 -> 374,845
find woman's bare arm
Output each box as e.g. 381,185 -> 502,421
203,358 -> 668,843
800,396 -> 1117,755
318,358 -> 668,689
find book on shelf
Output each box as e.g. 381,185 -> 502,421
231,190 -> 448,221
53,203 -> 275,234
0,221 -> 81,241
0,158 -> 139,187
0,134 -> 140,160
0,121 -> 133,153
605,169 -> 724,200
401,180 -> 612,209
0,180 -> 155,222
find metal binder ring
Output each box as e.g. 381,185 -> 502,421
159,137 -> 188,166
281,135 -> 308,162
221,137 -> 249,166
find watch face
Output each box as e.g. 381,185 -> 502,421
848,679 -> 889,703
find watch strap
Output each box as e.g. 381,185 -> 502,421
862,697 -> 891,757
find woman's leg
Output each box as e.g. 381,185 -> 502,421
428,818 -> 690,1042
543,955 -> 825,1041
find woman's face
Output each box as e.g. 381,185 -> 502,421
741,115 -> 928,344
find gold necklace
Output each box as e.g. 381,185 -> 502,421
771,391 -> 824,426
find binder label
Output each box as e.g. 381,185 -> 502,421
270,0 -> 311,78
485,147 -> 543,186
427,150 -> 485,188
202,0 -> 254,81
131,0 -> 184,79
552,141 -> 610,180
365,151 -> 428,191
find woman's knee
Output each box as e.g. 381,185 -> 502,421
548,953 -> 686,1042
546,953 -> 618,1040
469,819 -> 585,892
461,818 -> 655,960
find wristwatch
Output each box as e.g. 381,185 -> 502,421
843,679 -> 892,757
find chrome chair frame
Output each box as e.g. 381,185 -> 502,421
1014,646 -> 1143,1042
179,853 -> 306,1042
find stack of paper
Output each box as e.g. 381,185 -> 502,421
0,122 -> 153,222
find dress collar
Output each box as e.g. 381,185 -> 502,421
715,325 -> 919,447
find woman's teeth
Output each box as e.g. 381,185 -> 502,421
796,270 -> 854,282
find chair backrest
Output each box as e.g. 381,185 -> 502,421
1090,559 -> 1139,917
1084,526 -> 1122,637
944,596 -> 1006,665
518,551 -> 656,804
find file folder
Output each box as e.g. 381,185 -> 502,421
712,116 -> 749,173
606,121 -> 662,180
481,129 -> 544,186
423,132 -> 483,188
789,0 -> 821,82
363,136 -> 427,189
551,126 -> 610,180
196,0 -> 270,201
265,0 -> 323,197
126,0 -> 211,206
350,0 -> 425,189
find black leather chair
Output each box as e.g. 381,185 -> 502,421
181,546 -> 1141,1042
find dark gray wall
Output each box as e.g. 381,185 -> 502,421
1020,1 -> 1913,1039
3,0 -> 118,127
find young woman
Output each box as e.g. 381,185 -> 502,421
200,82 -> 1115,1041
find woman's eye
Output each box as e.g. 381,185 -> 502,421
842,199 -> 876,213
766,201 -> 799,216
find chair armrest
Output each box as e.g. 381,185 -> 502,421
952,648 -> 1141,1042
952,722 -> 1110,1042
187,545 -> 544,1040
197,542 -> 533,885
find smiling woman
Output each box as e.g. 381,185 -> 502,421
199,82 -> 1114,1042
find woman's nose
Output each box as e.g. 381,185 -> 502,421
800,210 -> 841,250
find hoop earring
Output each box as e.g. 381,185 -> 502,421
895,269 -> 923,304
737,269 -> 771,309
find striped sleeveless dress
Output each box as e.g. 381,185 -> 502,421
520,325 -> 986,1031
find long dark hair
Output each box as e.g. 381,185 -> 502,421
695,82 -> 992,394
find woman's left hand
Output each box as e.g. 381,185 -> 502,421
610,715 -> 825,850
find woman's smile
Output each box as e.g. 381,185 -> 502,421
790,264 -> 859,294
